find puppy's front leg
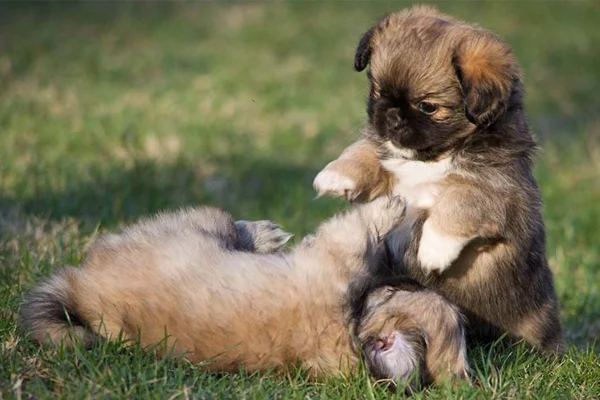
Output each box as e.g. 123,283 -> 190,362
312,196 -> 406,271
313,139 -> 393,202
417,185 -> 504,274
418,221 -> 472,275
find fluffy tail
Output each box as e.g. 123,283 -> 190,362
21,267 -> 96,348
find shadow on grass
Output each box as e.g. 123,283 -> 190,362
0,156 -> 342,237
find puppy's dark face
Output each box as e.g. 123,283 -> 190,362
355,6 -> 521,160
367,67 -> 471,157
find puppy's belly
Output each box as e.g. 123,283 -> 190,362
90,262 -> 352,375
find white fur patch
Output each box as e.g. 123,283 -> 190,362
418,221 -> 467,274
384,141 -> 417,160
313,168 -> 357,200
381,144 -> 453,209
377,331 -> 419,384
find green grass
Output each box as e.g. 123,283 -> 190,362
1,1 -> 599,398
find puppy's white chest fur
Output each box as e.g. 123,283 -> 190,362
382,149 -> 462,273
381,150 -> 452,209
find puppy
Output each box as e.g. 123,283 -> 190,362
21,199 -> 469,387
314,6 -> 564,353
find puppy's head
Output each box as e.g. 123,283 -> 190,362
358,295 -> 427,390
348,275 -> 470,389
348,276 -> 428,389
355,6 -> 521,160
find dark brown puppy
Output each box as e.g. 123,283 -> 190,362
314,5 -> 564,353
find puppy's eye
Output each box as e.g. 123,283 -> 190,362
417,101 -> 438,115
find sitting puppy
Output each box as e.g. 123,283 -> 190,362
21,198 -> 469,387
314,6 -> 564,353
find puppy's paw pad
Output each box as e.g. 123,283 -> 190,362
236,220 -> 293,253
313,169 -> 358,200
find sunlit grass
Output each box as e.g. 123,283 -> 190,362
0,2 -> 598,398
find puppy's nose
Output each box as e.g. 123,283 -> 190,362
390,118 -> 403,131
386,108 -> 405,131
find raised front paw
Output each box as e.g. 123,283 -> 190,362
417,222 -> 465,275
313,163 -> 360,201
235,220 -> 294,253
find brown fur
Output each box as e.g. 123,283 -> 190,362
315,139 -> 395,202
349,276 -> 468,384
21,201 -> 469,387
314,5 -> 564,353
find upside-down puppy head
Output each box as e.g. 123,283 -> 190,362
348,276 -> 428,390
354,5 -> 521,160
349,274 -> 470,389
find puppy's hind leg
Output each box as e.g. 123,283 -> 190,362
173,207 -> 242,248
180,208 -> 293,253
95,206 -> 242,252
235,220 -> 294,253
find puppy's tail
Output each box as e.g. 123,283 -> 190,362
21,267 -> 97,348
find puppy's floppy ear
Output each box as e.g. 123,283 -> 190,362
354,26 -> 375,72
453,31 -> 520,127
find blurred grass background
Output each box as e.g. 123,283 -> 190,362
0,1 -> 599,398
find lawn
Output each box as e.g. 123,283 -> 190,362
0,1 -> 599,398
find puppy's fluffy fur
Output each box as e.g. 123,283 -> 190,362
21,199 -> 468,386
314,6 -> 564,352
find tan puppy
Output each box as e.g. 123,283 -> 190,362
21,199 -> 469,387
314,6 -> 564,353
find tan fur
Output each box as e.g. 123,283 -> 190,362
22,201 -> 469,386
315,140 -> 394,201
358,287 -> 468,383
512,302 -> 564,350
314,5 -> 564,353
458,38 -> 513,87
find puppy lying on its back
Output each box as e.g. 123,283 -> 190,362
22,198 -> 469,387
